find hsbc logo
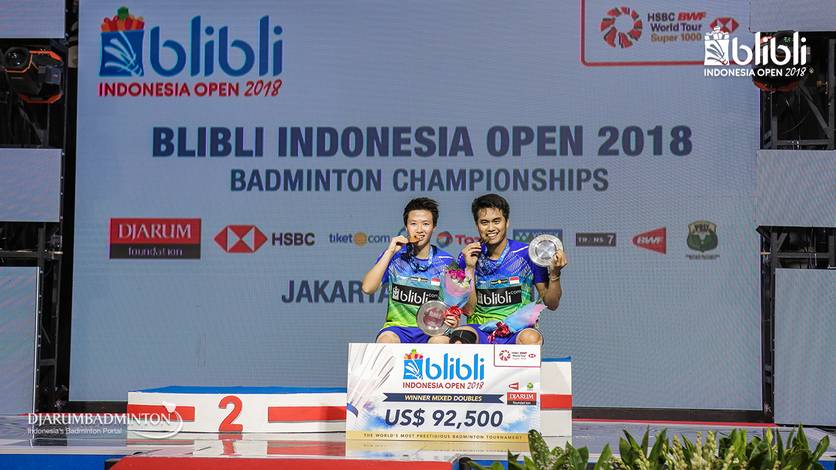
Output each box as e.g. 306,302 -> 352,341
214,225 -> 267,253
709,17 -> 738,34
632,227 -> 666,254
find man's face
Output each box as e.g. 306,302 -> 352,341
405,209 -> 435,250
475,207 -> 508,246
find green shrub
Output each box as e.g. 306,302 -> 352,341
468,425 -> 829,470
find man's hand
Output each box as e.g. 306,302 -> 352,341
387,235 -> 409,254
444,314 -> 459,328
549,249 -> 568,275
461,242 -> 481,269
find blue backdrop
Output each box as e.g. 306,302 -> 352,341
72,0 -> 761,409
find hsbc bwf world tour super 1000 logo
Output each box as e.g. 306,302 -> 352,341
97,6 -> 284,98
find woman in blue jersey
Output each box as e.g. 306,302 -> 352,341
361,198 -> 457,344
456,194 -> 567,344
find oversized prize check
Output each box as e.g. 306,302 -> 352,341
346,343 -> 540,442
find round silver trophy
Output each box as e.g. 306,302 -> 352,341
416,300 -> 451,336
528,233 -> 564,267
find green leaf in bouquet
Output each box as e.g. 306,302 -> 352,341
786,430 -> 796,453
578,446 -> 590,469
641,428 -> 650,455
777,428 -> 785,462
796,424 -> 809,451
507,451 -> 525,470
729,429 -> 747,461
529,430 -> 552,469
624,429 -> 642,452
812,435 -> 830,462
680,435 -> 695,461
648,429 -> 668,469
620,430 -> 644,467
747,444 -> 768,470
786,451 -> 810,470
462,460 -> 500,470
594,443 -> 613,470
619,436 -> 632,465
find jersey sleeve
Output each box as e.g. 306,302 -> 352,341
514,239 -> 548,284
531,261 -> 548,284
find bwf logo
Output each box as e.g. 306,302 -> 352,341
704,27 -> 808,67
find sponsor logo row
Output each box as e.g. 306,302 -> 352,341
108,219 -> 719,260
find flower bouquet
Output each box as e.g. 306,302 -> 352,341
440,266 -> 473,309
479,303 -> 546,343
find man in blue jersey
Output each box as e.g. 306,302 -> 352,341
456,194 -> 566,344
361,198 -> 458,344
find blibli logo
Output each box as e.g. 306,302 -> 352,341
403,350 -> 485,381
99,7 -> 283,78
100,7 -> 145,76
390,284 -> 438,307
476,287 -> 522,306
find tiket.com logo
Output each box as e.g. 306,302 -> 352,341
403,350 -> 485,381
329,232 -> 390,246
98,7 -> 283,79
214,225 -> 267,253
109,218 -> 200,259
600,6 -> 643,48
632,227 -> 666,254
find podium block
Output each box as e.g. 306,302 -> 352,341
541,358 -> 572,437
127,386 -> 346,434
346,343 -> 543,442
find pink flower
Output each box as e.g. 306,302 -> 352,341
448,269 -> 466,282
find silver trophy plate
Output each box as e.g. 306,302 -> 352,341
528,234 -> 564,267
416,300 -> 450,336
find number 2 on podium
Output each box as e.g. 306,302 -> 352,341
218,395 -> 243,432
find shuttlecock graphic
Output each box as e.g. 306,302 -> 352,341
347,344 -> 394,430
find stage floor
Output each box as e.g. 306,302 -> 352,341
1,415 -> 834,469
